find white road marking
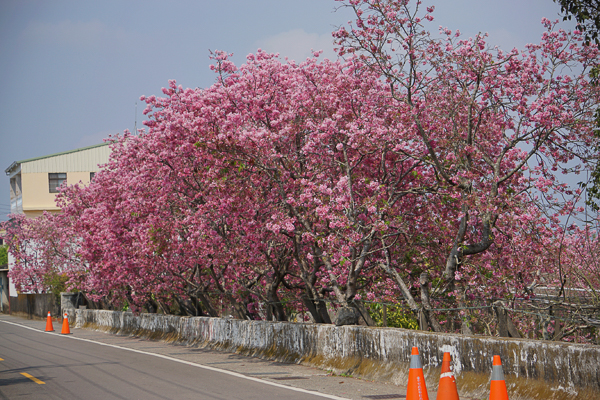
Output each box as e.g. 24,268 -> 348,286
0,319 -> 350,400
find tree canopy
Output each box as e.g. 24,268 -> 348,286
554,0 -> 600,44
4,0 -> 600,341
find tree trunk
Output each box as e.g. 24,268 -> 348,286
552,321 -> 563,341
419,272 -> 444,332
301,295 -> 322,323
175,296 -> 196,316
507,313 -> 521,338
316,299 -> 332,324
301,293 -> 332,324
266,282 -> 287,321
144,299 -> 158,313
493,301 -> 521,338
456,287 -> 473,335
225,294 -> 249,320
378,246 -> 419,310
351,299 -> 376,326
197,292 -> 219,317
418,309 -> 430,331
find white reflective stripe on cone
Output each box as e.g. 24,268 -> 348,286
410,354 -> 422,369
491,365 -> 505,381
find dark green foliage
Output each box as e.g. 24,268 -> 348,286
554,0 -> 600,45
584,109 -> 600,211
0,245 -> 7,266
554,2 -> 600,209
368,303 -> 419,329
44,272 -> 71,298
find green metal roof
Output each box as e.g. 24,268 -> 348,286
5,142 -> 112,175
17,142 -> 111,164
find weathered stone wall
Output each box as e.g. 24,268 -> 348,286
75,310 -> 600,400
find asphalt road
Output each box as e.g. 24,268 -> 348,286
0,315 -> 411,400
0,317 -> 348,400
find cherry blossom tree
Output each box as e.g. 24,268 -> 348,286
5,1 -> 599,339
135,52 -> 414,322
3,213 -> 78,294
334,0 -> 600,331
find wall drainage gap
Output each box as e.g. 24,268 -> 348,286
271,376 -> 309,380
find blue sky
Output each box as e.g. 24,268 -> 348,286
0,0 -> 574,221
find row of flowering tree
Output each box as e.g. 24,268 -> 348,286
4,0 -> 599,341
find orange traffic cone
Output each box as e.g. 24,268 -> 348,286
489,355 -> 509,400
436,352 -> 459,400
45,311 -> 54,332
407,346 -> 429,400
61,312 -> 71,335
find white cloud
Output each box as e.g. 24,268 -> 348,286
254,29 -> 338,63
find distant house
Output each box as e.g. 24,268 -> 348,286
2,143 -> 111,306
5,142 -> 110,218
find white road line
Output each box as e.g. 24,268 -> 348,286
0,319 -> 350,400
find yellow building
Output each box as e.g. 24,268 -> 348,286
5,143 -> 110,218
3,143 -> 111,307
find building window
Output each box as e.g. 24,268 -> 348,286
90,172 -> 96,182
49,173 -> 67,193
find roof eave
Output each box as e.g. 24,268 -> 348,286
5,161 -> 20,176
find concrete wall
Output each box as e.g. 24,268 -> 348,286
75,310 -> 600,400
